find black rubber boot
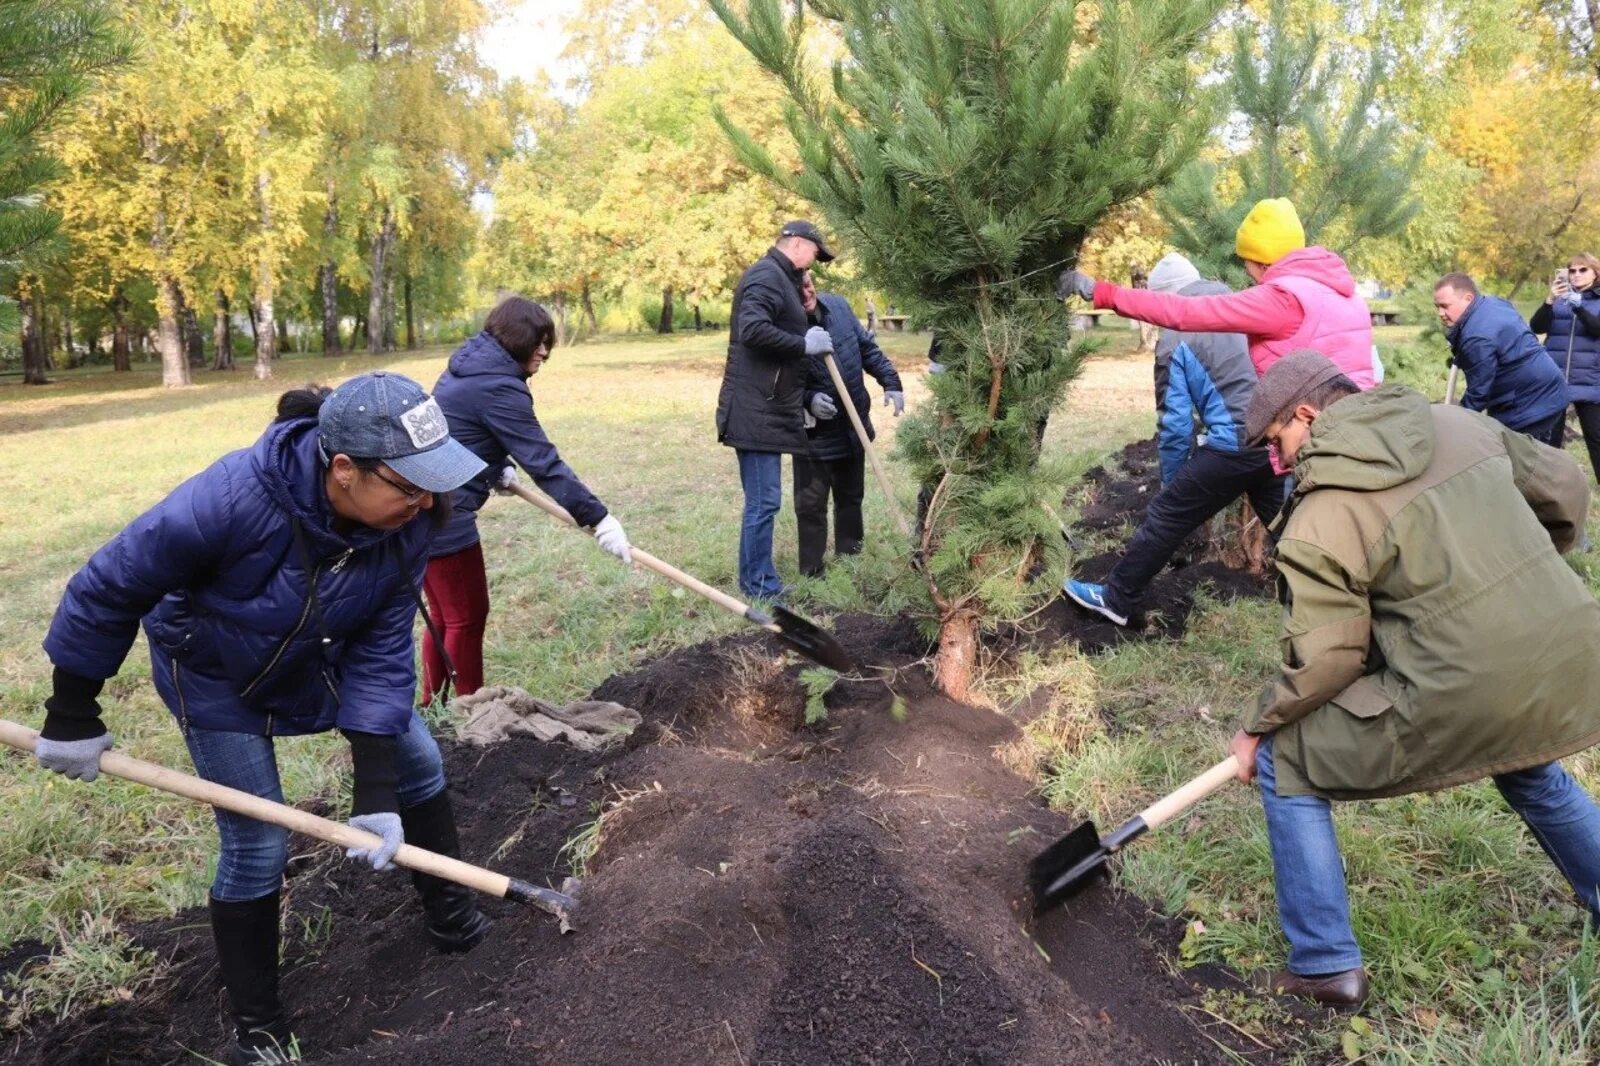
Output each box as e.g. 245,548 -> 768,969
209,892 -> 296,1066
400,790 -> 493,952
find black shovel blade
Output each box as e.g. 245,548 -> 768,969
1028,820 -> 1111,913
771,605 -> 857,673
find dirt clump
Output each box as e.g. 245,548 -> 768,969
4,610 -> 1270,1066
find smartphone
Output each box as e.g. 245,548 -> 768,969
1555,269 -> 1572,296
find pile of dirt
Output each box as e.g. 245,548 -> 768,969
4,612 -> 1272,1066
1045,438 -> 1273,651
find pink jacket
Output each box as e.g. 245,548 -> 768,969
1093,247 -> 1376,388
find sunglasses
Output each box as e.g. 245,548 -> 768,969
369,466 -> 428,504
1571,267 -> 1593,274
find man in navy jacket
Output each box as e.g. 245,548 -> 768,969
796,272 -> 904,575
1435,273 -> 1568,445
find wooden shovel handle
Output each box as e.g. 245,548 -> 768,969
1138,755 -> 1242,832
822,352 -> 914,539
503,482 -> 774,629
0,719 -> 567,915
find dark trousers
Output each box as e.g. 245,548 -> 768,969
1575,403 -> 1600,476
1518,409 -> 1567,449
794,453 -> 866,576
1103,445 -> 1288,614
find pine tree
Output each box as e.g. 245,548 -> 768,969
1156,0 -> 1420,286
711,0 -> 1223,699
0,0 -> 128,369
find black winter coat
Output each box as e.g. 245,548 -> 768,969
802,293 -> 903,462
715,248 -> 811,454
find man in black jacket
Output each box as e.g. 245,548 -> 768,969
796,271 -> 904,576
716,221 -> 838,599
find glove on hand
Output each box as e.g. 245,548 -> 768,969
884,390 -> 905,417
495,465 -> 518,492
804,326 -> 834,355
593,514 -> 632,563
927,360 -> 946,376
1055,269 -> 1096,301
347,812 -> 403,871
1563,290 -> 1583,307
809,393 -> 839,420
35,732 -> 114,782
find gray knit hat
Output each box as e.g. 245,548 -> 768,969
1245,350 -> 1348,444
1147,252 -> 1201,294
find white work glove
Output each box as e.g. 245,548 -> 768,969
593,514 -> 632,563
346,812 -> 404,871
804,326 -> 834,355
884,390 -> 905,417
494,465 -> 518,493
809,393 -> 839,419
927,360 -> 946,375
35,731 -> 115,782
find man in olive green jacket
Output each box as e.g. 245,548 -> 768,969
1230,350 -> 1600,1009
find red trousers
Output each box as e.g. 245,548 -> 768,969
420,542 -> 489,705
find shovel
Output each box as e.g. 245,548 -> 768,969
821,352 -> 914,539
1029,753 -> 1241,913
505,482 -> 856,673
1445,361 -> 1459,405
0,719 -> 579,929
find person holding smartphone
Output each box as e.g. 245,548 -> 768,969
1531,254 -> 1600,477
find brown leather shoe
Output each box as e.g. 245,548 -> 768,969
1266,967 -> 1369,1009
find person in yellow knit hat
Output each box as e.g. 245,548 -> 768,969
1055,198 -> 1380,627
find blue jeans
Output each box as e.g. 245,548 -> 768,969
185,711 -> 447,901
1259,737 -> 1600,975
736,449 -> 785,599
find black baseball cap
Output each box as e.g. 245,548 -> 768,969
778,220 -> 835,262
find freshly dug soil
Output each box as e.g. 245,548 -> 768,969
4,616 -> 1270,1066
1048,438 -> 1273,651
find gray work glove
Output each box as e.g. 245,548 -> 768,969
1563,290 -> 1583,307
804,326 -> 834,355
494,464 -> 518,493
592,514 -> 632,564
1055,269 -> 1096,301
927,360 -> 946,375
884,390 -> 905,417
347,812 -> 404,871
35,732 -> 115,782
809,393 -> 839,420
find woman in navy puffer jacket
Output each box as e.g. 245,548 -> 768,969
34,373 -> 489,1066
425,297 -> 630,703
1532,252 -> 1600,479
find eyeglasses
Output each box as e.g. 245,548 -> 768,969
369,466 -> 428,504
1572,267 -> 1593,274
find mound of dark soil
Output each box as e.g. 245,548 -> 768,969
1048,439 -> 1273,651
4,613 -> 1273,1066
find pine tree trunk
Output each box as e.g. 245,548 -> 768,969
213,290 -> 234,370
657,286 -> 674,333
20,287 -> 48,385
111,289 -> 130,372
320,194 -> 341,354
404,275 -> 415,349
933,611 -> 978,703
367,205 -> 394,355
156,274 -> 190,388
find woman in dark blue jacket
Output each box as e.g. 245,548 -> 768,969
425,296 -> 629,704
34,372 -> 488,1066
1532,252 -> 1600,475
795,273 -> 904,575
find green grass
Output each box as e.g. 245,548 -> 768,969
9,324 -> 1600,1059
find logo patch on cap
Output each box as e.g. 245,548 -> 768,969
400,397 -> 449,450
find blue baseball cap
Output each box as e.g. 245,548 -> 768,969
318,372 -> 485,492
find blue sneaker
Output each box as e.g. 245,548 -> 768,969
1063,579 -> 1128,627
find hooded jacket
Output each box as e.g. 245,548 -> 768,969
431,331 -> 607,557
1152,278 -> 1257,482
1244,386 -> 1600,800
715,248 -> 812,454
1094,247 -> 1378,387
43,418 -> 429,738
1446,294 -> 1568,432
801,292 -> 903,462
